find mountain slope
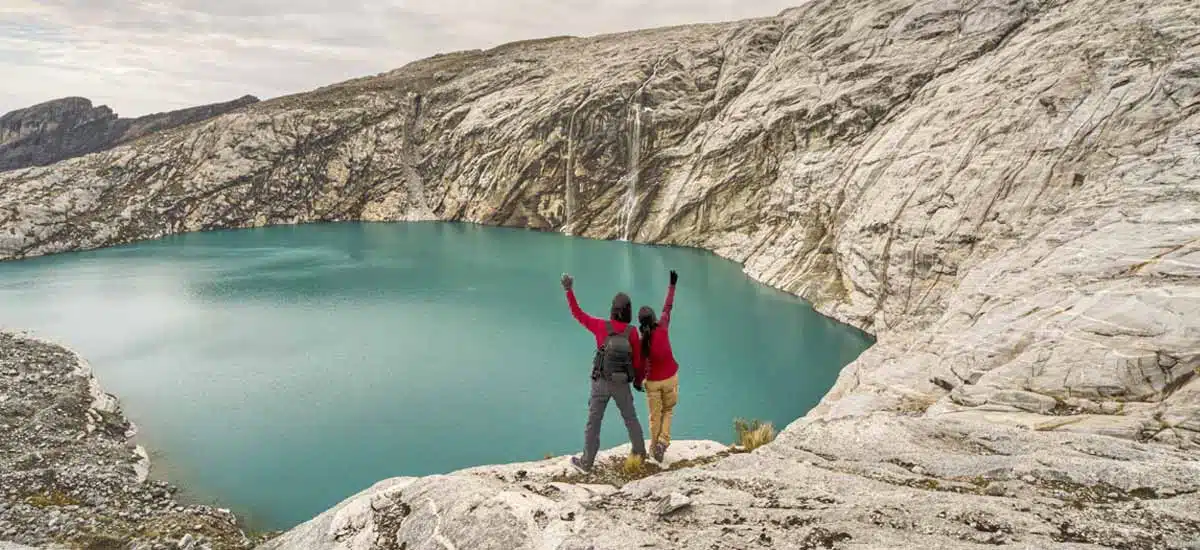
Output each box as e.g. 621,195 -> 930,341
0,95 -> 259,171
0,0 -> 1197,547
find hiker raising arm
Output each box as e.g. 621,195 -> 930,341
560,272 -> 649,472
638,269 -> 681,463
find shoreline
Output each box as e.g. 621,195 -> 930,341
0,330 -> 260,550
0,218 -> 883,340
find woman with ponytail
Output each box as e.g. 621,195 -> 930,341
638,269 -> 680,463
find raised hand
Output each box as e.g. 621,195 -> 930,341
669,270 -> 678,286
561,273 -> 574,291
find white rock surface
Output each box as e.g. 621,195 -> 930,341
260,423 -> 1200,549
655,493 -> 692,516
0,0 -> 1197,548
261,441 -> 730,550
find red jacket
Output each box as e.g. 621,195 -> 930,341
566,289 -> 644,383
645,284 -> 679,382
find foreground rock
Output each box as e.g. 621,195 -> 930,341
260,441 -> 731,550
0,332 -> 252,549
261,421 -> 1200,549
0,95 -> 259,172
0,0 -> 1197,547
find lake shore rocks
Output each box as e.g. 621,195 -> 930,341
0,332 -> 251,550
0,0 -> 1198,548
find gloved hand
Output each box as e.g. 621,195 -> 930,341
633,381 -> 645,392
561,273 -> 573,291
669,270 -> 678,286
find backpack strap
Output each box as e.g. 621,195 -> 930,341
622,325 -> 637,381
606,320 -> 620,336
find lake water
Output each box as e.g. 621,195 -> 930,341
0,222 -> 873,530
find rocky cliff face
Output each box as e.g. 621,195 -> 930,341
0,0 -> 1198,547
0,95 -> 259,172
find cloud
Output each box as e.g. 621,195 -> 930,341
0,0 -> 797,116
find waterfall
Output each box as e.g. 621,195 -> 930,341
564,110 -> 578,235
619,104 -> 643,241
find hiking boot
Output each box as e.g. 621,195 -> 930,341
570,456 -> 592,474
652,441 -> 666,463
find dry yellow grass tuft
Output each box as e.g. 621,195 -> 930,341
894,394 -> 939,415
622,453 -> 647,476
734,418 -> 776,451
26,489 -> 81,508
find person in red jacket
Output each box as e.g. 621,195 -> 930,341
637,269 -> 680,463
561,273 -> 647,474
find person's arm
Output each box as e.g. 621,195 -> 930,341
563,274 -> 604,334
661,270 -> 677,329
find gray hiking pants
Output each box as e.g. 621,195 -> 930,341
582,373 -> 646,468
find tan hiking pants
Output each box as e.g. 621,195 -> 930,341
645,374 -> 679,447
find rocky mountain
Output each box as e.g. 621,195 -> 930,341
0,0 -> 1197,547
0,95 -> 259,172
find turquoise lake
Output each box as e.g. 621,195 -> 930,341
0,222 -> 873,530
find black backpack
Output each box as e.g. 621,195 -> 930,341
592,321 -> 635,382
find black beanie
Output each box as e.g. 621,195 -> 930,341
610,292 -> 632,323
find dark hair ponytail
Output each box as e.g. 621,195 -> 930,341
637,306 -> 656,359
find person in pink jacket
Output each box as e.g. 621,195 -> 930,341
637,269 -> 680,462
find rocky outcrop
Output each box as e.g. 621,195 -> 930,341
0,332 -> 251,549
0,95 -> 259,172
259,441 -> 731,550
261,418 -> 1200,549
0,0 -> 1198,547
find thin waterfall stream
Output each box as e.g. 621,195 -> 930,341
619,103 -> 644,241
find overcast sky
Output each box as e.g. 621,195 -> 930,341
1,1 -> 797,117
